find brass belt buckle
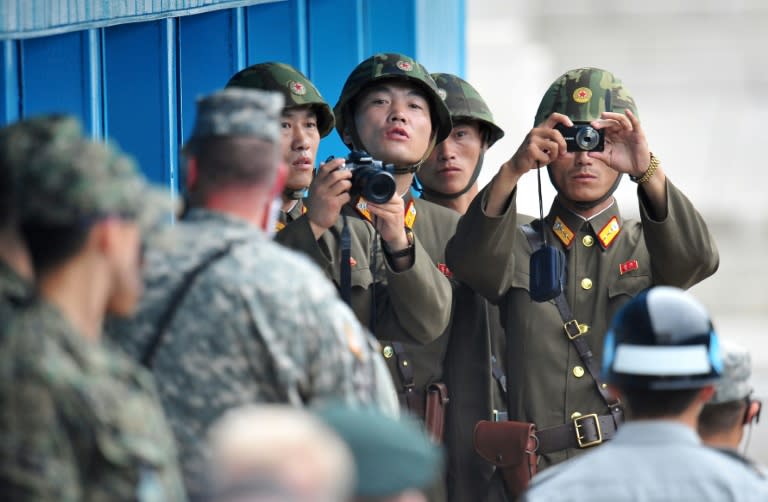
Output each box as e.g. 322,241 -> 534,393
574,413 -> 602,448
563,319 -> 583,340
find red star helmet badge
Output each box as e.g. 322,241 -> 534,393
396,60 -> 413,72
288,80 -> 306,96
572,87 -> 592,104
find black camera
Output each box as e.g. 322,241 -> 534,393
554,122 -> 604,152
343,150 -> 396,204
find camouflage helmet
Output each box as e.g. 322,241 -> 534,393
534,67 -> 638,126
334,53 -> 452,149
431,73 -> 504,147
226,62 -> 335,138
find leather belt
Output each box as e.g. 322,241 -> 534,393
536,413 -> 621,454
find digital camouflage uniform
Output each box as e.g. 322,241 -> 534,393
0,124 -> 185,501
106,88 -> 395,500
446,68 -> 719,470
422,73 -> 509,502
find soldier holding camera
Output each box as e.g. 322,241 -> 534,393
446,67 -> 719,476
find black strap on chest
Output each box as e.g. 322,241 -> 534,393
392,341 -> 419,411
340,214 -> 352,306
521,223 -> 623,424
140,242 -> 238,368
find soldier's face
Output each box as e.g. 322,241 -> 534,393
420,121 -> 484,195
280,107 -> 320,191
105,220 -> 144,316
352,82 -> 433,166
549,146 -> 620,206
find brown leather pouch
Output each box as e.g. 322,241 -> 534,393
473,420 -> 538,499
424,382 -> 449,443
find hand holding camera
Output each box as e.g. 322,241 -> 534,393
588,109 -> 652,180
306,157 -> 352,238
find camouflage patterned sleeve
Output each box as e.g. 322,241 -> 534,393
446,182 -> 521,303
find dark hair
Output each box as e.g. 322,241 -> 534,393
698,400 -> 747,438
621,388 -> 703,419
185,136 -> 277,207
20,221 -> 90,275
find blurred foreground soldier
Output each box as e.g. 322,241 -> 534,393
0,116 -> 81,322
107,88 -> 393,500
446,68 -> 719,476
316,404 -> 442,502
0,126 -> 185,500
523,286 -> 768,501
207,405 -> 354,502
417,73 -> 508,502
699,340 -> 766,477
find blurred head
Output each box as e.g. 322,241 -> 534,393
602,286 -> 722,419
226,63 -> 334,195
699,340 -> 762,442
334,53 -> 452,173
315,404 -> 441,502
535,67 -> 638,211
207,405 -> 354,502
18,132 -> 171,316
183,87 -> 285,209
419,73 -> 503,199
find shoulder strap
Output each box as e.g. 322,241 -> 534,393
340,214 -> 352,306
521,223 -> 622,421
140,242 -> 238,368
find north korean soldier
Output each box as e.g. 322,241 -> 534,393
446,67 -> 719,475
226,62 -> 438,358
106,88 -> 396,500
333,52 -> 459,423
416,73 -> 509,502
0,122 -> 186,501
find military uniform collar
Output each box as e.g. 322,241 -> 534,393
547,197 -> 623,250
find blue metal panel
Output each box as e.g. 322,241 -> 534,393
308,0 -> 367,162
103,19 -> 178,191
366,0 -> 416,57
415,0 -> 464,77
178,8 -> 247,146
20,30 -> 102,135
245,0 -> 305,71
1,0 -> 279,40
1,40 -> 20,124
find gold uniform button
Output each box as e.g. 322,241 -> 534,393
582,235 -> 595,247
382,345 -> 394,359
571,411 -> 583,420
581,278 -> 593,290
573,366 -> 585,378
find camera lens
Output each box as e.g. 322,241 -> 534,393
575,125 -> 601,151
363,171 -> 396,204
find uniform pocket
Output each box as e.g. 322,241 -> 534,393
607,274 -> 653,300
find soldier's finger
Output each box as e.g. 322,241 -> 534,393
540,112 -> 572,129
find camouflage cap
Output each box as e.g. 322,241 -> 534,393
334,53 -> 452,148
315,404 -> 441,497
534,67 -> 638,126
431,73 -> 504,147
184,87 -> 284,149
225,62 -> 335,138
0,115 -> 83,175
710,340 -> 753,404
18,136 -> 173,230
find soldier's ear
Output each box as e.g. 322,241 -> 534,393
186,157 -> 199,190
342,127 -> 354,145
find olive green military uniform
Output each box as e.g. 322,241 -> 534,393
0,301 -> 186,501
276,198 -> 307,230
447,181 -> 718,467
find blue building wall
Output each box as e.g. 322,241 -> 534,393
0,0 -> 465,190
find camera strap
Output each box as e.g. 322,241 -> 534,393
340,214 -> 352,306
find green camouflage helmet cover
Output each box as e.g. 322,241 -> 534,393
431,73 -> 504,147
334,53 -> 452,148
226,62 -> 335,138
534,67 -> 638,126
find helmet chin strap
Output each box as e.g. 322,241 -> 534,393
418,151 -> 485,199
547,166 -> 622,212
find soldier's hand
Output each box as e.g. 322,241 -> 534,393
366,192 -> 407,248
307,157 -> 351,238
504,112 -> 571,178
589,110 -> 650,178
